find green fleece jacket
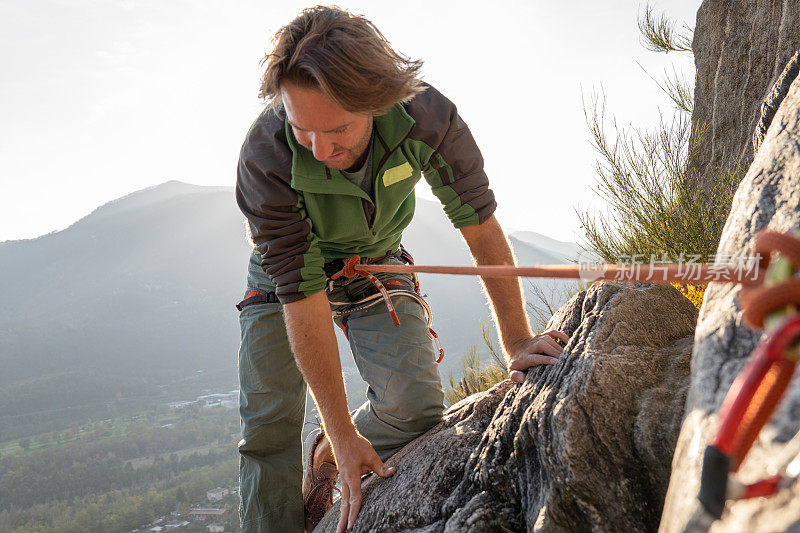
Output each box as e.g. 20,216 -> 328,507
235,84 -> 496,304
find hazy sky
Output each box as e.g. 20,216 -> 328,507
1,0 -> 698,243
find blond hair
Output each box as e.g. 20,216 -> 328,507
259,6 -> 424,114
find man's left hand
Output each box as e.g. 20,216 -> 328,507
507,329 -> 570,383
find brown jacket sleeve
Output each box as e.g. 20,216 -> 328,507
235,108 -> 326,304
406,84 -> 497,228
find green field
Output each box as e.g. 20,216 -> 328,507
0,405 -> 240,533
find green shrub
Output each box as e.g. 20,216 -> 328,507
445,280 -> 583,405
579,6 -> 743,266
526,281 -> 586,332
445,345 -> 507,406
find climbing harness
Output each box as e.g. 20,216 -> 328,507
327,247 -> 444,363
236,247 -> 445,363
682,229 -> 800,532
235,287 -> 279,311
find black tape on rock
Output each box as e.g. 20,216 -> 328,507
697,445 -> 731,520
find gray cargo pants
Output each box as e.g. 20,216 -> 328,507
237,250 -> 445,532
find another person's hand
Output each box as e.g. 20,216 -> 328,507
507,329 -> 570,383
332,430 -> 396,532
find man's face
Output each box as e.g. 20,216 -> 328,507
280,81 -> 373,171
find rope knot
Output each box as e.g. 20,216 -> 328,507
342,255 -> 361,278
332,255 -> 362,280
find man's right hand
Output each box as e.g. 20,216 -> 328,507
283,292 -> 396,531
331,429 -> 396,533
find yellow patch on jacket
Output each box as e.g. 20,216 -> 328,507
382,162 -> 414,186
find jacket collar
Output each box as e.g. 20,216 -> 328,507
286,103 -> 415,195
374,102 -> 415,155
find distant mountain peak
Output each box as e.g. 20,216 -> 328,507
67,181 -> 233,230
509,230 -> 582,263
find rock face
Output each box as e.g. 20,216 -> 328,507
660,66 -> 800,530
753,50 -> 800,155
689,0 -> 800,188
317,282 -> 698,532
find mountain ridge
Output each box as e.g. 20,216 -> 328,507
0,181 -> 578,438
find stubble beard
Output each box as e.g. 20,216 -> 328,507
327,122 -> 373,172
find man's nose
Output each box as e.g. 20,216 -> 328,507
310,133 -> 334,161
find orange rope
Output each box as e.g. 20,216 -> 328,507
330,230 -> 800,339
348,262 -> 764,285
740,230 -> 800,328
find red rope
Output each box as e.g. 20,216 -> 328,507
741,475 -> 783,499
712,315 -> 800,470
711,231 -> 800,476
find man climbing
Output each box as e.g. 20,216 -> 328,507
235,6 -> 569,533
